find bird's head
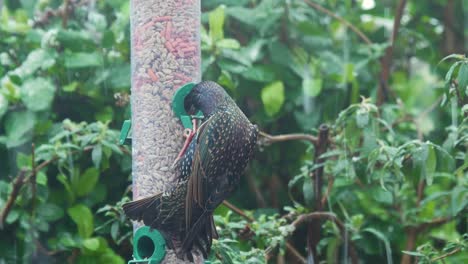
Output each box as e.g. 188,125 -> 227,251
184,81 -> 231,117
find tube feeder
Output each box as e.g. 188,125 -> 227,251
128,0 -> 201,263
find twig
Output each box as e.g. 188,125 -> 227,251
418,217 -> 452,232
377,0 -> 407,105
31,144 -> 37,217
222,201 -> 306,264
62,0 -> 70,28
401,227 -> 417,264
292,212 -> 344,230
416,180 -> 425,207
431,248 -> 462,262
285,243 -> 306,264
321,174 -> 334,207
307,124 -> 329,262
258,131 -> 317,146
222,200 -> 253,222
245,172 -> 267,207
303,0 -> 373,45
0,146 -> 94,227
292,212 -> 358,264
0,170 -> 27,229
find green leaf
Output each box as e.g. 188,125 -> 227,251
63,81 -> 79,92
95,106 -> 113,122
36,171 -> 47,186
16,152 -> 31,168
457,63 -> 468,90
14,49 -> 56,77
108,65 -> 131,89
57,174 -> 75,202
356,108 -> 370,128
242,65 -> 275,83
92,144 -> 103,168
302,77 -> 322,97
209,5 -> 225,42
20,77 -> 55,111
439,54 -> 465,63
37,203 -> 64,221
302,176 -> 314,207
83,237 -> 100,251
67,204 -> 94,238
0,94 -> 8,120
217,38 -> 240,49
4,110 -> 36,148
261,81 -> 284,116
75,167 -> 99,197
56,29 -> 95,51
363,228 -> 393,264
401,251 -> 425,257
425,144 -> 437,185
217,70 -> 235,91
110,222 -> 119,241
445,61 -> 461,86
64,52 -> 103,68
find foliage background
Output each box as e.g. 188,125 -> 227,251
0,0 -> 467,263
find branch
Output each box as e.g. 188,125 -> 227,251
258,131 -> 317,146
303,0 -> 373,45
222,200 -> 253,222
0,146 -> 94,228
292,212 -> 358,264
431,248 -> 462,262
0,170 -> 27,229
417,217 -> 452,232
307,124 -> 329,262
377,0 -> 407,105
222,201 -> 306,264
31,144 -> 37,216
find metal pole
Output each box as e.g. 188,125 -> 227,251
130,0 -> 201,262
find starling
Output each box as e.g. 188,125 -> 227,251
123,81 -> 258,260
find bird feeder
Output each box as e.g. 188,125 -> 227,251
128,0 -> 201,263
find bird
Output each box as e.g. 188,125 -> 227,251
123,81 -> 259,261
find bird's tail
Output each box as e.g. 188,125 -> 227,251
180,212 -> 218,259
122,194 -> 163,227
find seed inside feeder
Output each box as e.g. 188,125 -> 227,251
130,0 -> 201,262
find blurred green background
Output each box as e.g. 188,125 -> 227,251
0,0 -> 466,263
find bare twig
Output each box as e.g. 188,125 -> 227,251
259,131 -> 318,146
0,170 -> 27,229
245,172 -> 267,208
321,174 -> 334,208
222,200 -> 253,222
401,227 -> 417,264
377,0 -> 407,105
285,243 -> 307,264
431,248 -> 462,262
292,212 -> 358,264
307,124 -> 329,262
0,146 -> 95,227
31,144 -> 37,216
418,217 -> 452,232
62,0 -> 71,28
292,212 -> 344,229
303,0 -> 373,46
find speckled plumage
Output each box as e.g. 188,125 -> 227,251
123,81 -> 258,260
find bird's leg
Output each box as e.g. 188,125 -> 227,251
173,119 -> 198,167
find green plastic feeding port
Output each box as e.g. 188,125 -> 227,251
128,226 -> 166,264
119,120 -> 132,145
172,82 -> 204,129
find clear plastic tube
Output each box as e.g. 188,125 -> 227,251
130,0 -> 200,211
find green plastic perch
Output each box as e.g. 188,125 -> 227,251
128,226 -> 166,264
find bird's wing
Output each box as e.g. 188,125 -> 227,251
185,111 -> 231,230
